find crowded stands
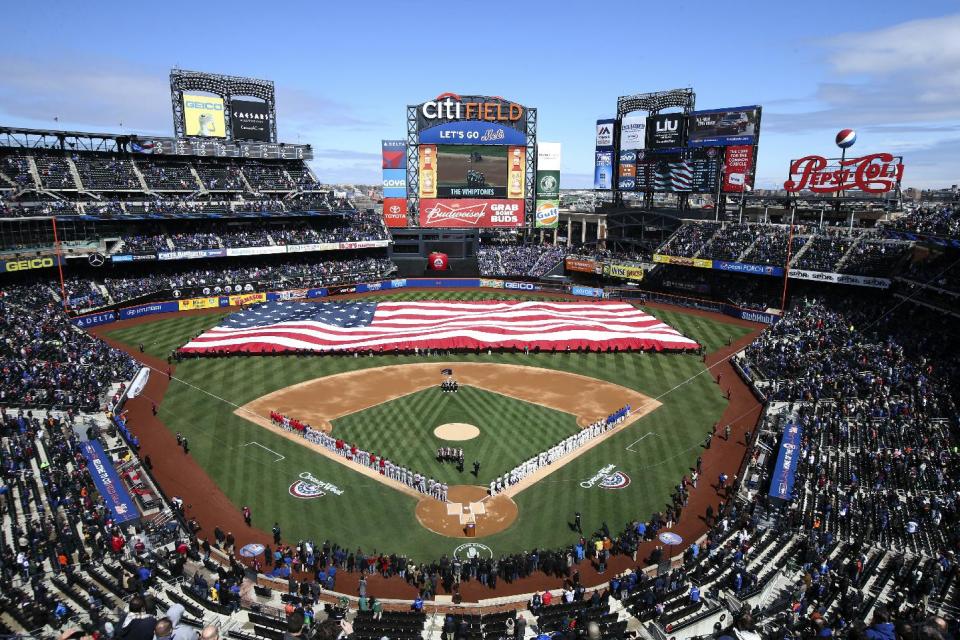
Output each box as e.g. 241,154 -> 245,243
478,244 -> 567,278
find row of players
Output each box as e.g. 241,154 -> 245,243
437,447 -> 464,464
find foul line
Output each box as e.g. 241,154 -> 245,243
625,432 -> 658,452
242,441 -> 285,462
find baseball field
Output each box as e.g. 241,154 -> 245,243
104,290 -> 755,562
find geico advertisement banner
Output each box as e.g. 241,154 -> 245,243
178,297 -> 221,311
182,94 -> 226,138
507,146 -> 526,199
382,168 -> 407,198
534,200 -> 559,228
620,114 -> 647,150
603,263 -> 645,281
419,121 -> 526,146
565,258 -> 599,273
419,199 -> 524,227
789,269 -> 891,289
652,254 -> 714,269
1,255 -> 61,273
382,198 -> 409,227
419,145 -> 437,198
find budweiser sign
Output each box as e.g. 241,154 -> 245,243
784,153 -> 904,194
419,199 -> 524,228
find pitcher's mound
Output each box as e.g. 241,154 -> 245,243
415,485 -> 518,538
434,423 -> 480,441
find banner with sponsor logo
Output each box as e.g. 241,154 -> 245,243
1,255 -> 62,273
80,440 -> 140,524
715,260 -> 783,277
182,94 -> 226,138
571,285 -> 606,298
618,149 -> 638,191
594,118 -> 615,190
504,281 -> 539,291
111,254 -> 157,263
784,153 -> 904,194
225,246 -> 285,257
158,249 -> 226,261
535,142 -> 560,229
653,254 -> 714,269
723,145 -> 754,193
178,297 -> 221,311
788,269 -> 891,288
381,139 -> 406,169
565,258 -> 599,273
382,168 -> 407,199
382,197 -> 408,227
603,263 -> 645,281
687,106 -> 761,147
231,98 -> 271,142
286,240 -> 390,253
419,121 -> 526,146
725,308 -> 781,324
620,114 -> 647,150
648,113 -> 686,149
769,422 -> 802,502
229,292 -> 267,306
119,302 -> 179,320
418,145 -> 438,198
71,311 -> 117,328
419,199 -> 523,228
507,146 -> 526,199
479,278 -> 504,289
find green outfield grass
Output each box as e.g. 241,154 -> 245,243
333,385 -> 581,485
104,292 -> 753,560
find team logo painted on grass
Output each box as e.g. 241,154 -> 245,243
580,464 -> 630,490
288,472 -> 344,499
453,543 -> 493,560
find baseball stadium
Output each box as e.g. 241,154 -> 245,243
2,7 -> 960,640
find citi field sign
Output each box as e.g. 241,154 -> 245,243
420,93 -> 524,122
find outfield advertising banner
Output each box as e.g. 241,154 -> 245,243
111,254 -> 157,263
382,168 -> 407,198
788,269 -> 891,288
120,302 -> 179,320
534,200 -> 559,228
571,285 -> 606,298
535,142 -> 561,229
419,145 -> 438,198
419,199 -> 523,227
71,311 -> 117,328
382,198 -> 408,227
229,292 -> 267,306
507,146 -> 526,199
620,114 -> 647,150
381,139 -> 406,169
603,263 -> 645,281
715,260 -> 784,277
594,118 -> 615,190
419,121 -> 526,146
723,145 -> 754,193
653,254 -> 714,269
230,99 -> 270,142
648,113 -> 686,149
565,258 -> 599,273
178,297 -> 220,311
182,94 -> 226,138
687,106 -> 761,147
1,255 -> 62,273
158,249 -> 226,261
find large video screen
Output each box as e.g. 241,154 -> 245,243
182,94 -> 226,138
231,98 -> 271,142
436,145 -> 509,198
687,106 -> 761,147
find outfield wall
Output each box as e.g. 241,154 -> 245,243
72,277 -> 778,329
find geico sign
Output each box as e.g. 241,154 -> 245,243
422,93 -> 523,121
5,257 -> 55,272
185,100 -> 222,111
505,281 -> 535,290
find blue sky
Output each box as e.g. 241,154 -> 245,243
1,1 -> 958,189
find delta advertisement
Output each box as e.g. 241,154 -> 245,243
230,99 -> 271,142
603,263 -> 645,281
381,139 -> 406,169
182,94 -> 226,138
723,145 -> 754,193
382,198 -> 408,227
80,441 -> 139,524
620,114 -> 647,151
594,119 -> 615,190
419,199 -> 523,228
687,106 -> 761,148
535,142 -> 561,228
419,121 -> 526,146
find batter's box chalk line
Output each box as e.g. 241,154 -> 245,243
625,432 -> 659,452
242,441 -> 286,462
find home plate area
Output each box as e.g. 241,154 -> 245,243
417,485 -> 518,538
446,499 -> 485,525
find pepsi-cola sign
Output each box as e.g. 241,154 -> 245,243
784,153 -> 904,194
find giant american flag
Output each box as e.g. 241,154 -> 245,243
179,300 -> 699,354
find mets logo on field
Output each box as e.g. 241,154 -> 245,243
288,472 -> 344,499
580,464 -> 631,490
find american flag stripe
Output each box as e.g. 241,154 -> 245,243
180,300 -> 699,354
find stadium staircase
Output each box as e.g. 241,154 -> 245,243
834,236 -> 863,272
190,166 -> 210,195
25,153 -> 43,190
737,234 -> 761,262
129,158 -> 152,194
787,237 -> 813,267
0,168 -> 18,188
692,225 -> 723,259
65,155 -> 86,192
